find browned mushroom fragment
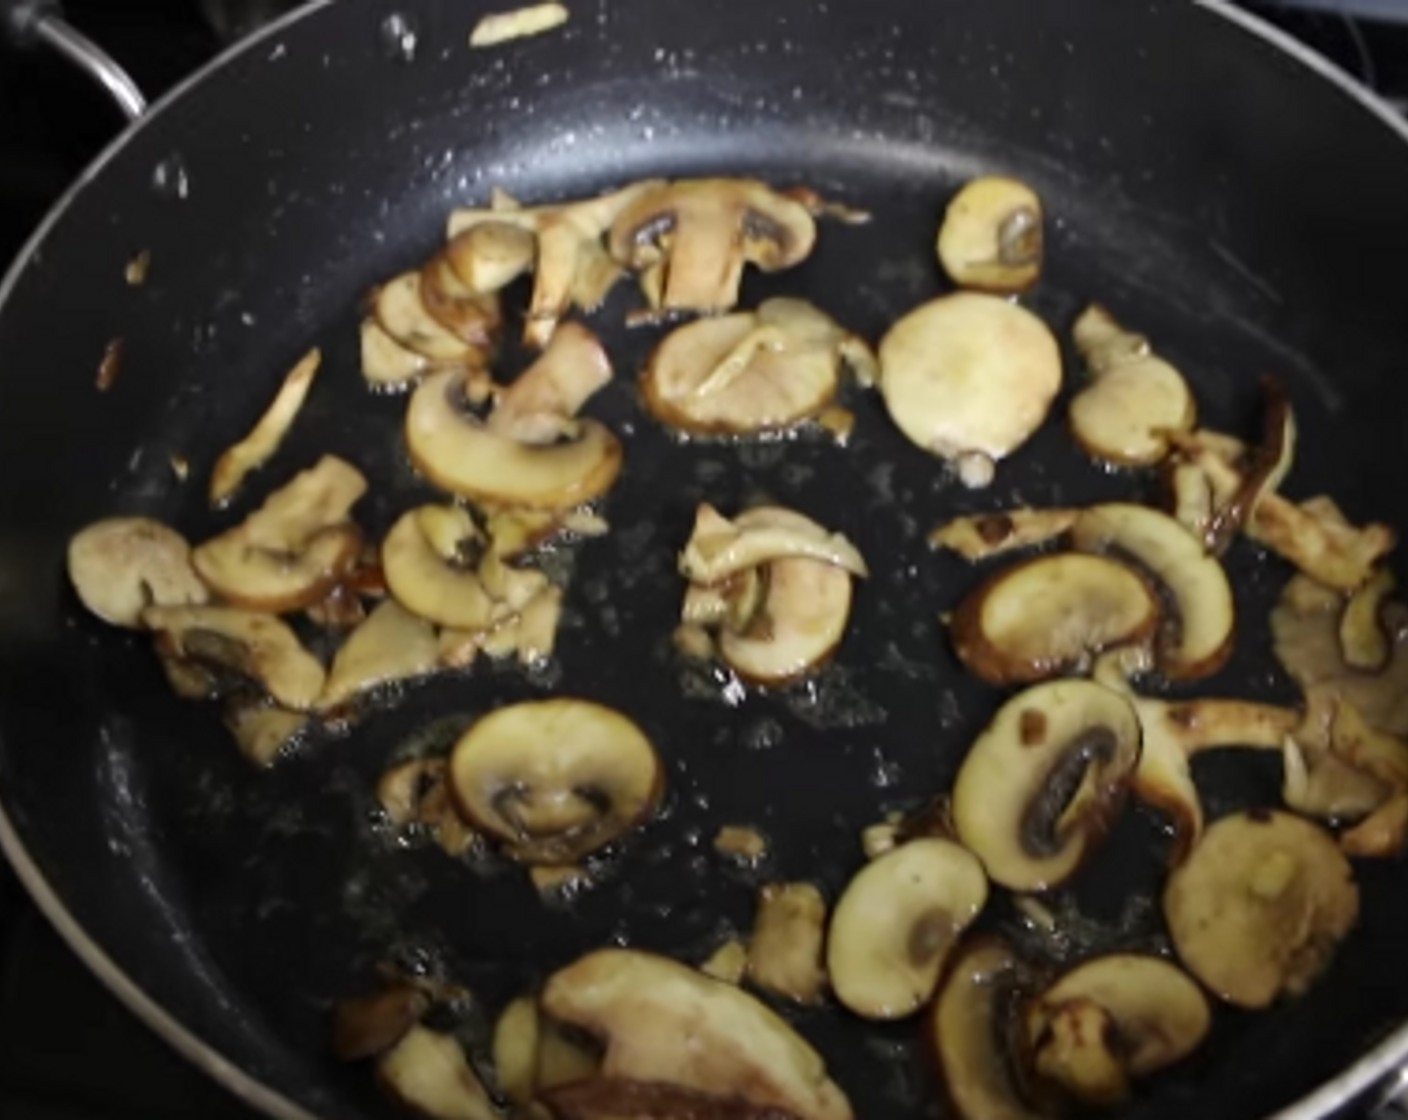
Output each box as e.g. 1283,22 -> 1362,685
375,1025 -> 499,1120
491,997 -> 541,1109
1341,568 -> 1396,672
444,220 -> 536,293
377,758 -> 477,856
936,176 -> 1044,293
223,701 -> 308,768
927,508 -> 1078,563
210,348 -> 322,505
701,939 -> 750,985
487,322 -> 614,445
747,883 -> 828,1005
375,272 -> 487,365
360,319 -> 434,393
714,825 -> 769,863
607,179 -> 817,316
67,517 -> 208,628
332,982 -> 430,1062
541,1078 -> 807,1120
418,253 -> 503,351
680,503 -> 867,584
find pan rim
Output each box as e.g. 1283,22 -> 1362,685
0,1 -> 1406,1119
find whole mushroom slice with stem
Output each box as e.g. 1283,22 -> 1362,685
1025,954 -> 1210,1107
952,680 -> 1142,892
949,552 -> 1159,685
193,455 -> 368,613
448,699 -> 663,865
1164,809 -> 1359,1008
67,517 -> 208,628
927,508 -> 1079,563
318,600 -> 440,713
375,1025 -> 499,1120
827,838 -> 988,1021
209,347 -> 322,506
746,882 -> 828,1005
486,322 -> 614,445
878,292 -> 1062,488
374,272 -> 488,365
1068,305 -> 1196,467
541,949 -> 853,1120
936,175 -> 1044,293
607,179 -> 817,317
640,298 -> 875,436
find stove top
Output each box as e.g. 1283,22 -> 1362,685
3,4 -> 1408,1119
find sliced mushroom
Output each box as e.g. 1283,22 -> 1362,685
209,348 -> 322,505
1165,459 -> 1216,542
377,757 -> 477,856
535,1013 -> 603,1094
332,983 -> 430,1062
444,220 -> 536,293
1328,698 -> 1408,790
67,517 -> 208,628
419,254 -> 503,350
641,299 -> 873,436
952,680 -> 1141,891
927,508 -> 1078,563
492,996 -> 540,1108
714,825 -> 769,863
607,179 -> 817,315
541,949 -> 852,1120
1068,305 -> 1196,467
406,369 -> 622,510
950,552 -> 1158,685
936,175 -> 1043,293
487,322 -> 613,445
374,272 -> 485,364
375,1026 -> 499,1120
878,293 -> 1062,478
747,882 -> 828,1005
1071,503 -> 1235,679
679,503 -> 868,584
360,319 -> 432,393
448,699 -> 662,864
380,506 -> 506,632
1164,809 -> 1359,1008
1025,955 -> 1209,1106
701,939 -> 750,985
1201,381 -> 1298,555
223,701 -> 308,768
1341,568 -> 1396,672
143,606 -> 326,711
469,3 -> 570,47
827,838 -> 987,1020
1340,794 -> 1408,858
541,1078 -> 808,1120
193,455 -> 368,613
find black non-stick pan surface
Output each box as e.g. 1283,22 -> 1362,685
3,1 -> 1408,1117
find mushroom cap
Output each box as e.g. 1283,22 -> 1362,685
67,516 -> 208,628
936,175 -> 1044,294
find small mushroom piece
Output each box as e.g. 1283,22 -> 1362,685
377,758 -> 477,856
67,517 -> 208,628
381,507 -> 505,631
1328,699 -> 1408,789
487,322 -> 613,445
950,552 -> 1159,685
143,606 -> 327,711
375,1026 -> 499,1120
469,2 -> 570,47
878,293 -> 1062,477
1341,568 -> 1396,672
680,503 -> 868,584
193,455 -> 368,613
715,825 -> 769,863
1071,503 -> 1235,679
607,179 -> 817,315
827,838 -> 988,1020
448,699 -> 663,864
444,221 -> 536,293
419,254 -> 503,350
491,996 -> 540,1107
701,939 -> 750,985
541,1078 -> 808,1120
952,680 -> 1142,891
1068,305 -> 1196,467
209,348 -> 322,506
332,983 -> 430,1062
541,949 -> 852,1120
1340,794 -> 1408,858
1164,809 -> 1359,1008
927,508 -> 1078,563
936,175 -> 1043,293
360,319 -> 431,393
374,272 -> 485,364
406,370 -> 622,510
747,883 -> 828,1005
1025,955 -> 1211,1106
223,701 -> 308,768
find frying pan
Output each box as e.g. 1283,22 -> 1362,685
2,0 -> 1408,1117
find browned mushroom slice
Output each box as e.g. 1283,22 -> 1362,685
444,220 -> 536,293
193,455 -> 368,613
1328,699 -> 1408,790
746,883 -> 828,1005
936,176 -> 1043,293
377,758 -> 477,856
1071,503 -> 1235,679
320,600 -> 440,712
680,503 -> 868,584
1341,568 -> 1396,672
381,506 -> 503,631
406,370 -> 622,510
701,939 -> 750,985
878,293 -> 1062,484
950,552 -> 1158,685
541,949 -> 852,1120
67,517 -> 208,628
1340,794 -> 1408,858
541,1078 -> 808,1120
1164,809 -> 1359,1008
448,699 -> 662,864
209,348 -> 322,506
332,982 -> 430,1062
1025,955 -> 1210,1106
952,680 -> 1141,891
487,322 -> 613,445
419,253 -> 503,349
1068,305 -> 1196,467
607,179 -> 817,315
223,701 -> 308,768
143,606 -> 326,711
374,272 -> 484,364
827,838 -> 987,1020
927,508 -> 1078,563
375,1025 -> 498,1120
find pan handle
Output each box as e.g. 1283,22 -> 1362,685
1,0 -> 147,121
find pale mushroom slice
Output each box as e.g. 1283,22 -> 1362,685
319,601 -> 440,712
952,680 -> 1142,891
223,701 -> 308,768
67,517 -> 208,628
448,699 -> 663,864
1341,568 -> 1396,672
374,272 -> 484,364
878,293 -> 1062,483
332,982 -> 430,1062
1068,305 -> 1196,467
746,882 -> 828,1005
701,939 -> 750,985
1165,459 -> 1216,542
209,347 -> 322,506
1071,503 -> 1235,679
375,1026 -> 498,1120
360,318 -> 430,393
541,949 -> 853,1120
193,455 -> 368,613
936,175 -> 1043,293
491,996 -> 540,1109
680,503 -> 868,584
487,322 -> 613,445
443,220 -> 535,293
142,606 -> 326,711
607,179 -> 817,315
950,552 -> 1158,685
1164,809 -> 1359,1008
927,508 -> 1078,563
406,369 -> 622,510
1025,955 -> 1210,1106
827,838 -> 988,1020
377,758 -> 477,857
640,298 -> 873,436
380,506 -> 506,631
541,1078 -> 816,1120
